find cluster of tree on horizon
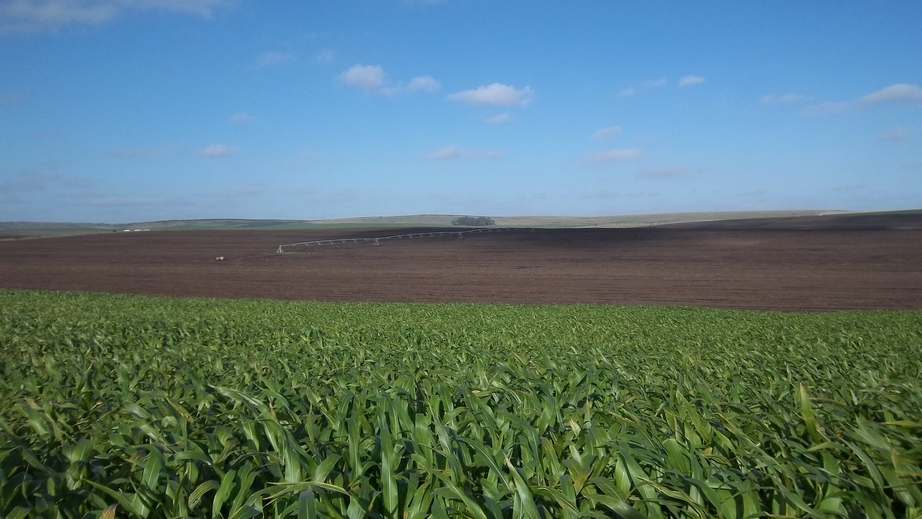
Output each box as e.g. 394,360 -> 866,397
451,216 -> 495,227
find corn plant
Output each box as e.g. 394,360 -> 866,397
1,289 -> 921,518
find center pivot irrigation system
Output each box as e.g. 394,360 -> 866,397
276,227 -> 510,254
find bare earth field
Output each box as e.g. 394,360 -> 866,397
1,214 -> 921,310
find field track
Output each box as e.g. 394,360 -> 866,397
1,215 -> 921,310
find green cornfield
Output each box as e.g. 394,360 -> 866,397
1,289 -> 921,518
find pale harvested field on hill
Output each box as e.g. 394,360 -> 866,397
1,213 -> 920,310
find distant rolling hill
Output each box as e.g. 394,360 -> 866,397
2,209 -> 920,239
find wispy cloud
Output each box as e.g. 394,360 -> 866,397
795,84 -> 922,118
880,126 -> 910,142
801,102 -> 849,117
425,145 -> 504,160
760,93 -> 810,104
314,49 -> 335,64
229,113 -> 253,125
619,78 -> 668,98
639,166 -> 686,178
592,126 -> 622,140
339,64 -> 385,92
678,75 -> 705,88
859,83 -> 922,105
339,65 -> 438,96
447,83 -> 534,107
256,51 -> 295,68
406,75 -> 440,93
486,113 -> 511,124
0,0 -> 234,34
584,148 -> 642,164
196,144 -> 233,157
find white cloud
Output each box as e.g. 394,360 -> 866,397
425,145 -> 504,160
0,0 -> 233,34
592,126 -> 622,140
197,144 -> 233,157
584,148 -> 642,164
801,102 -> 849,117
859,83 -> 922,105
256,51 -> 295,68
880,126 -> 910,142
407,75 -> 440,93
678,75 -> 705,88
639,166 -> 686,178
619,79 -> 667,98
793,84 -> 922,119
486,113 -> 511,124
447,83 -> 534,107
229,113 -> 252,125
314,49 -> 335,64
339,65 -> 439,95
760,93 -> 810,104
339,64 -> 386,92
427,145 -> 462,159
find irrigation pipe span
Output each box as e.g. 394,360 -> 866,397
276,228 -> 510,254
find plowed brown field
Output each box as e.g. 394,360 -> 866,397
1,221 -> 920,310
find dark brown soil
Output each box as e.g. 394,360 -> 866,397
1,222 -> 920,310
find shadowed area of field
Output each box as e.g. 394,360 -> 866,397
663,209 -> 922,231
1,213 -> 920,310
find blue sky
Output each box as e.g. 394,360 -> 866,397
1,1 -> 921,223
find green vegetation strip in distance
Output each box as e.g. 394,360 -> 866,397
1,289 -> 921,518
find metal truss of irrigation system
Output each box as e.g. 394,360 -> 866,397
276,228 -> 516,254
